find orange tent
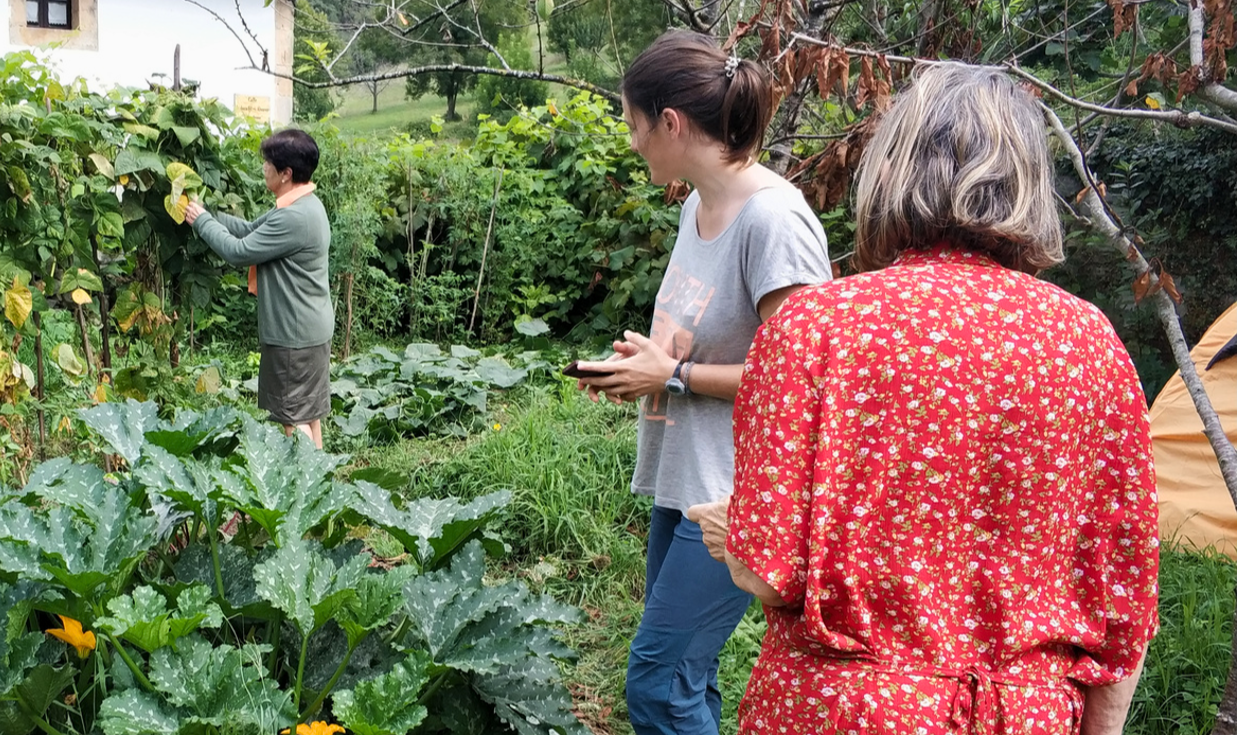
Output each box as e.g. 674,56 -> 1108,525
1150,301 -> 1237,557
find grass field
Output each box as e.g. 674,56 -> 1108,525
327,83 -> 478,136
327,32 -> 572,137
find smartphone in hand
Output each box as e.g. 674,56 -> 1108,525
562,360 -> 614,379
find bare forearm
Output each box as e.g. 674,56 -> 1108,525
688,363 -> 744,402
723,550 -> 785,606
1081,648 -> 1147,735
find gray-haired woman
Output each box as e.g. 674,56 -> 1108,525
692,62 -> 1158,734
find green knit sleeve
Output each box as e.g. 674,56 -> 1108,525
211,210 -> 272,239
192,208 -> 303,267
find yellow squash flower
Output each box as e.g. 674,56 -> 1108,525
46,616 -> 96,658
279,723 -> 345,735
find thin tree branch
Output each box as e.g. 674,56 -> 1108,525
258,62 -> 620,103
1010,65 -> 1237,135
1044,103 -> 1237,507
396,0 -> 470,37
1188,0 -> 1237,113
234,0 -> 270,62
787,33 -> 1237,135
664,0 -> 714,33
326,20 -> 373,74
1085,17 -> 1141,158
183,0 -> 258,69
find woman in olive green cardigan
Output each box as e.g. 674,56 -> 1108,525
184,129 -> 333,448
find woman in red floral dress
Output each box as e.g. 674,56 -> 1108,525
706,63 -> 1159,734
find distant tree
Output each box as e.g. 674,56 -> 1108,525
475,30 -> 548,116
291,2 -> 337,121
400,0 -> 524,121
545,0 -> 669,85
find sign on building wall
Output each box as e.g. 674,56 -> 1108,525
233,94 -> 271,124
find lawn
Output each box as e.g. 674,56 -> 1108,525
327,33 -> 574,137
329,83 -> 477,136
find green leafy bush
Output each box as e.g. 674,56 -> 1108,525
329,342 -> 531,441
0,400 -> 587,735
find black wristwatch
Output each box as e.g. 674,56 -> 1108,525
665,361 -> 691,396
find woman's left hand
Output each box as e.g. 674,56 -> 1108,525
573,330 -> 678,404
686,498 -> 731,563
184,201 -> 206,225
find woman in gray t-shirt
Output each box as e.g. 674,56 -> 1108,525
573,30 -> 833,735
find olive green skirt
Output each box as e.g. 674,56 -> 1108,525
258,342 -> 331,426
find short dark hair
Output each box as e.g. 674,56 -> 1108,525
621,30 -> 773,163
260,129 -> 319,183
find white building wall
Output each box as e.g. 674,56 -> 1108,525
3,0 -> 293,125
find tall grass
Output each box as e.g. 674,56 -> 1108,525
1127,546 -> 1234,734
349,385 -> 1233,735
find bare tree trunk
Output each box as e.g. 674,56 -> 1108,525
536,17 -> 545,75
445,86 -> 459,121
369,80 -> 379,113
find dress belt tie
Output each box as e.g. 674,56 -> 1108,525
941,664 -> 1081,735
833,661 -> 1082,735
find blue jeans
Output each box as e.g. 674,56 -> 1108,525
626,506 -> 753,735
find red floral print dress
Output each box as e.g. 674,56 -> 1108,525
726,246 -> 1159,734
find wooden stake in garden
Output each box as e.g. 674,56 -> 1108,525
469,168 -> 503,335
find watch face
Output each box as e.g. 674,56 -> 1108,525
665,378 -> 687,395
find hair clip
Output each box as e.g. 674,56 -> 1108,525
724,56 -> 740,79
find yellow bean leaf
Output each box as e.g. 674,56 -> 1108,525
4,278 -> 32,330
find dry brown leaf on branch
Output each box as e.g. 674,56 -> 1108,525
877,54 -> 892,81
1018,82 -> 1044,98
1131,269 -> 1159,304
1075,182 -> 1106,201
663,179 -> 692,205
1204,0 -> 1235,73
760,22 -> 782,60
1176,67 -> 1202,102
788,115 -> 880,212
796,46 -> 823,85
1159,269 -> 1184,303
1204,38 -> 1230,81
814,48 -> 851,101
723,0 -> 773,51
771,51 -> 797,108
854,56 -> 893,111
856,57 -> 876,109
1107,0 -> 1139,37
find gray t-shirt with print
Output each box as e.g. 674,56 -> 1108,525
631,187 -> 833,512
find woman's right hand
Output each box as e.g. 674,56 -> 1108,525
578,348 -> 631,405
183,201 -> 206,225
